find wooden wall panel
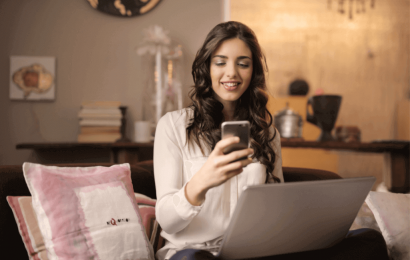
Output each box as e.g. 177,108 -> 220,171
232,0 -> 409,186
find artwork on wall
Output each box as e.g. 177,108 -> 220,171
9,56 -> 55,101
86,0 -> 162,17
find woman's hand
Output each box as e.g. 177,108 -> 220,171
185,136 -> 254,206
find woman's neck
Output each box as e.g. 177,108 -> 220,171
213,93 -> 237,121
222,103 -> 236,121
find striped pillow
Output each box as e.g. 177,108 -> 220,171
133,193 -> 165,253
7,193 -> 164,260
7,196 -> 47,260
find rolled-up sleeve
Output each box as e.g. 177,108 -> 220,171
154,113 -> 203,234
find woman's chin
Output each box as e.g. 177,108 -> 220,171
213,91 -> 244,105
220,96 -> 240,103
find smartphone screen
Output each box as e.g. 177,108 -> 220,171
221,121 -> 250,160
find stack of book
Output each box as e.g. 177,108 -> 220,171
77,101 -> 122,143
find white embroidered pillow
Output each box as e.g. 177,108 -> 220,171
366,191 -> 410,260
23,162 -> 154,260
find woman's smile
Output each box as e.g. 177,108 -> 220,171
221,81 -> 241,91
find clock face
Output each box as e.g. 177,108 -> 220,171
86,0 -> 162,17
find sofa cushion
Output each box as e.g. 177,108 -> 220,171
0,163 -> 157,260
22,162 -> 154,260
366,191 -> 410,260
7,193 -> 164,260
7,196 -> 47,260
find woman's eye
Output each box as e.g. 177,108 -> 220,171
238,63 -> 250,68
215,62 -> 225,66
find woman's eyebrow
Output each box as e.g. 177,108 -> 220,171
237,56 -> 252,60
212,55 -> 252,60
212,55 -> 227,59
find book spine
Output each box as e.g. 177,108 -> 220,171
81,101 -> 121,108
78,113 -> 122,119
80,126 -> 120,134
79,119 -> 121,127
79,108 -> 122,115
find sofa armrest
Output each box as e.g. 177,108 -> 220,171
133,161 -> 342,185
283,167 -> 342,182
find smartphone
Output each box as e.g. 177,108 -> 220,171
221,121 -> 250,161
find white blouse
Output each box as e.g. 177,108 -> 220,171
153,108 -> 284,260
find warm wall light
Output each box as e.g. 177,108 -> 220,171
328,0 -> 375,19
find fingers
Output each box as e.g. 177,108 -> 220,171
219,158 -> 250,174
214,148 -> 253,167
227,149 -> 253,165
225,168 -> 243,179
208,137 -> 254,186
240,157 -> 253,167
214,136 -> 240,154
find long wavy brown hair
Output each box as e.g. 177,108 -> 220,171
186,21 -> 280,183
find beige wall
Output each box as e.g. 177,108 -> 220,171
232,0 -> 409,185
0,0 -> 223,165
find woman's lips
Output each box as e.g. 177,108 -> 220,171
222,82 -> 240,91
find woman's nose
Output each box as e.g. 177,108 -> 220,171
225,62 -> 237,78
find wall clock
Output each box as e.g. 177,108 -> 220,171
87,0 -> 162,17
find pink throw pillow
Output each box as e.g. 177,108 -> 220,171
22,162 -> 154,260
8,193 -> 164,260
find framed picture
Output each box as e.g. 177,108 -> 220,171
9,56 -> 56,101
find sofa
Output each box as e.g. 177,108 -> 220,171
0,161 -> 342,259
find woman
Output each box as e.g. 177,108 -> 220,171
154,21 -> 388,260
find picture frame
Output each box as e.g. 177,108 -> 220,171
9,56 -> 56,101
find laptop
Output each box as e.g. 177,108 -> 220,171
217,177 -> 375,259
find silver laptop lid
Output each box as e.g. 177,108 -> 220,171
218,177 -> 375,259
